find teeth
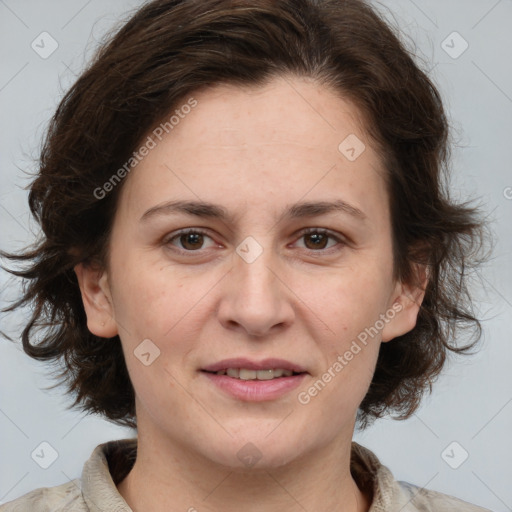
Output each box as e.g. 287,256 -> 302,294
256,369 -> 275,380
239,369 -> 257,380
215,368 -> 297,380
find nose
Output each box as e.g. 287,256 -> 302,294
216,247 -> 295,338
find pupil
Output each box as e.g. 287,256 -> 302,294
182,233 -> 203,250
306,233 -> 327,249
178,233 -> 328,251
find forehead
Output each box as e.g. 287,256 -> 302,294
171,76 -> 369,153
117,75 -> 388,225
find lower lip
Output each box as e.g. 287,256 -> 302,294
202,372 -> 307,401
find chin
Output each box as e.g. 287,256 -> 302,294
201,429 -> 314,471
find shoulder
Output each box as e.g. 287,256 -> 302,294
0,438 -> 136,512
0,479 -> 86,512
398,481 -> 493,511
350,442 -> 493,512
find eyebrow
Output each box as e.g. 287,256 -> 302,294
140,199 -> 366,223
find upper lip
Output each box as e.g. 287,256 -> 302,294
202,358 -> 308,373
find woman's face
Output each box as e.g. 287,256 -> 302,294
78,75 -> 421,468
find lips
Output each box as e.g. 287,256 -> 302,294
202,370 -> 306,401
201,357 -> 308,374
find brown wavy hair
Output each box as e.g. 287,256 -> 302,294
2,0 -> 485,429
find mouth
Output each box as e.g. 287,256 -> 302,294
202,368 -> 304,380
200,358 -> 308,401
201,357 -> 308,377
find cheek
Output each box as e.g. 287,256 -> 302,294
300,261 -> 391,398
110,259 -> 223,406
299,274 -> 384,420
320,264 -> 392,342
111,265 -> 199,413
111,255 -> 208,341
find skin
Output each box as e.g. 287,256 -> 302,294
75,75 -> 425,512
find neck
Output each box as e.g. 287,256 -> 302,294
117,424 -> 370,512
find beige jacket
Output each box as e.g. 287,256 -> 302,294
0,439 -> 492,511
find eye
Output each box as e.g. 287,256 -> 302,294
164,227 -> 346,254
293,228 -> 345,251
165,229 -> 218,251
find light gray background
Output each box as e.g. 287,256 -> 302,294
0,1 -> 511,510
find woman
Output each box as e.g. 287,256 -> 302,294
1,0 -> 489,510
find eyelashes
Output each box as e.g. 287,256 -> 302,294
295,228 -> 343,251
163,227 -> 347,255
165,229 -> 219,252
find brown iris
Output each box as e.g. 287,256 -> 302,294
303,232 -> 329,250
180,232 -> 204,250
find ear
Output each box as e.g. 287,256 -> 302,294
74,263 -> 118,338
381,263 -> 429,343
